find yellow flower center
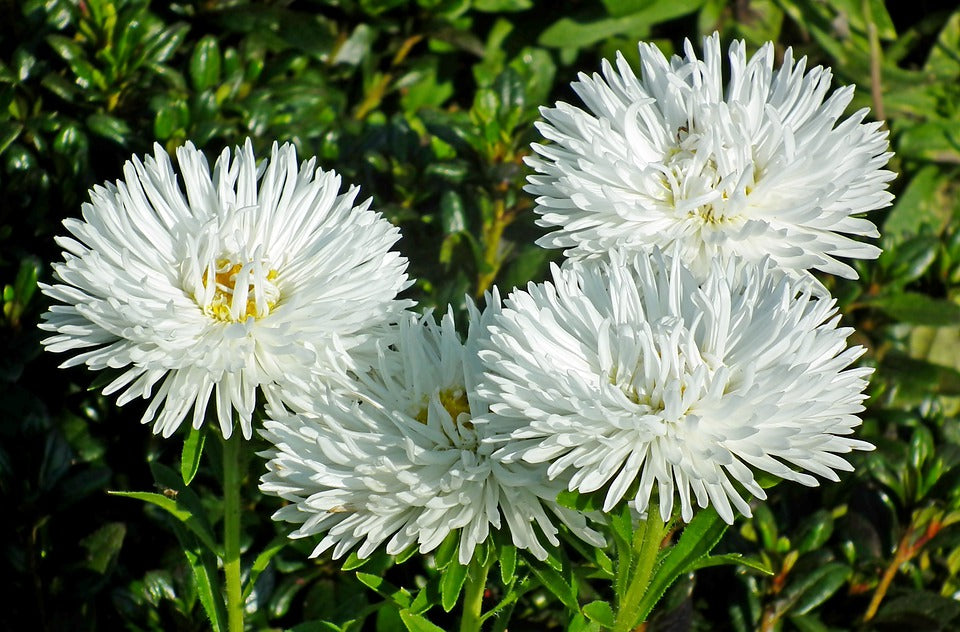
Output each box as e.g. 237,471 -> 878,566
416,388 -> 473,428
202,257 -> 280,322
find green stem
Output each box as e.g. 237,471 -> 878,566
222,432 -> 244,632
613,511 -> 667,632
460,556 -> 492,632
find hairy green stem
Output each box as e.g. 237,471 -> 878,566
460,556 -> 492,632
222,433 -> 244,632
613,511 -> 667,632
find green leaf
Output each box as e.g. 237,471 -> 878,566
80,522 -> 126,574
440,559 -> 469,612
539,0 -> 705,49
473,0 -> 532,11
433,530 -> 459,570
879,350 -> 960,399
399,610 -> 446,632
582,600 -> 615,626
789,613 -> 831,632
0,121 -> 22,156
270,573 -> 318,619
86,113 -> 131,145
190,36 -> 222,91
861,0 -> 897,40
498,542 -> 517,585
873,590 -> 960,627
342,551 -> 371,571
356,572 -> 413,609
290,622 -> 344,632
154,99 -> 189,140
408,574 -> 442,615
925,10 -> 960,79
794,510 -> 834,554
898,121 -> 960,164
109,490 -> 220,554
879,234 -> 940,286
180,425 -> 205,486
883,166 -> 953,240
566,612 -> 602,632
167,519 -> 227,632
687,553 -> 773,575
529,561 -> 579,612
241,535 -> 288,600
869,293 -> 960,326
147,22 -> 190,65
556,489 -> 603,513
142,570 -> 177,606
783,562 -> 851,615
440,190 -> 466,234
632,508 -> 728,622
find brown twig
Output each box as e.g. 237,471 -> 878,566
864,517 -> 943,622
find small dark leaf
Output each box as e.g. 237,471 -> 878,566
86,113 -> 131,145
190,36 -> 222,92
874,590 -> 960,627
440,189 -> 466,234
795,510 -> 834,554
142,570 -> 177,606
81,522 -> 126,574
783,562 -> 850,615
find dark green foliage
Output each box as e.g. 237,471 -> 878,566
3,0 -> 960,630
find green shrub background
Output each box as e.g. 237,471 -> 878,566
2,0 -> 960,629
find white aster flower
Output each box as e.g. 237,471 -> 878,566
478,250 -> 874,524
40,140 -> 411,440
260,299 -> 603,565
527,32 -> 894,279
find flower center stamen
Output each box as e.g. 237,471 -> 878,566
415,388 -> 472,428
201,257 -> 280,322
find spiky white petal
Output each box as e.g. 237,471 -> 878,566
527,33 -> 894,279
478,250 -> 874,524
41,140 -> 412,440
260,297 -> 603,565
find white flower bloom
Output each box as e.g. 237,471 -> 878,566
41,140 -> 411,440
527,33 -> 894,279
478,251 -> 874,524
260,299 -> 603,565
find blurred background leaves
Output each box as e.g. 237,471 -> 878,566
2,0 -> 960,630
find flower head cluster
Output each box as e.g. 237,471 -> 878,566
479,251 -> 874,523
527,33 -> 894,279
260,301 -> 602,563
41,140 -> 411,439
42,33 -> 884,565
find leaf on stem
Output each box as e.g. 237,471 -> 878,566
398,609 -> 446,632
109,490 -> 221,555
440,559 -> 469,612
632,508 -> 728,622
181,425 -> 205,485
